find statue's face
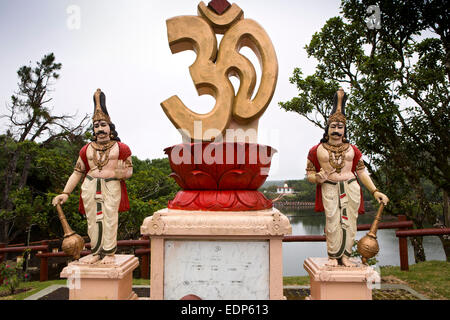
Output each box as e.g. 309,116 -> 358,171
328,121 -> 345,143
93,120 -> 111,141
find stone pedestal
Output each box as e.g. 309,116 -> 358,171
60,254 -> 139,300
303,257 -> 379,300
140,208 -> 291,300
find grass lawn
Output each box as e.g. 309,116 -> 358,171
380,260 -> 449,300
284,260 -> 450,300
283,276 -> 309,286
1,260 -> 448,300
0,279 -> 66,300
0,278 -> 151,300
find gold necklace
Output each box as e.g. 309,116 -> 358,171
91,140 -> 116,151
91,141 -> 116,171
322,142 -> 349,173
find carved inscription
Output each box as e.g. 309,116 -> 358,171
164,240 -> 269,299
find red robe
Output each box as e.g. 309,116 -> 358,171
78,141 -> 131,214
307,143 -> 365,214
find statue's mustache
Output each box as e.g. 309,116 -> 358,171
96,130 -> 107,135
331,132 -> 342,137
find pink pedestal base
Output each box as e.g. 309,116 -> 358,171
304,257 -> 379,300
141,208 -> 291,300
60,254 -> 139,300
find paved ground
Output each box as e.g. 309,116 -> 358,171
284,284 -> 428,300
25,284 -> 428,300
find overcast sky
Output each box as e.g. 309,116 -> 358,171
0,0 -> 345,181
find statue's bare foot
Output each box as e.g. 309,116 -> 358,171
82,254 -> 101,264
100,255 -> 116,265
341,256 -> 357,267
325,258 -> 338,267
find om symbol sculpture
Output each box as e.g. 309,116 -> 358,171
161,1 -> 278,141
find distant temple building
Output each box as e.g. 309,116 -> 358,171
276,183 -> 294,194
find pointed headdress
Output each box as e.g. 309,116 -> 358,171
327,87 -> 347,125
92,89 -> 111,123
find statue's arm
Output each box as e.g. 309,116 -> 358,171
52,157 -> 85,206
123,156 -> 133,179
306,159 -> 335,184
356,161 -> 389,205
306,159 -> 318,184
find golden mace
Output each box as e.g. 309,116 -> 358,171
56,204 -> 85,260
357,203 -> 384,264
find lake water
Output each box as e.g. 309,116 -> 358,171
281,207 -> 446,276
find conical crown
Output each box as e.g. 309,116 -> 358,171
92,89 -> 111,123
327,88 -> 347,125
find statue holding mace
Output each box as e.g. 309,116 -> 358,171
52,89 -> 133,264
306,88 -> 389,267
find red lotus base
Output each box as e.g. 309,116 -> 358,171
168,190 -> 272,211
165,142 -> 276,211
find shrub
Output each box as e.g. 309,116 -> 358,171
0,259 -> 29,295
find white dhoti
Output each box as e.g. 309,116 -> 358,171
321,178 -> 360,259
81,175 -> 121,257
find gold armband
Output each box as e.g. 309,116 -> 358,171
62,191 -> 71,196
74,161 -> 85,173
125,159 -> 133,168
371,188 -> 379,196
306,161 -> 316,173
356,160 -> 366,171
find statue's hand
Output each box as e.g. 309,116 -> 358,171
315,171 -> 326,184
315,168 -> 336,184
52,194 -> 69,206
374,191 -> 389,206
114,160 -> 127,180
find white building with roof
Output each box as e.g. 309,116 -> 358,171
276,183 -> 294,194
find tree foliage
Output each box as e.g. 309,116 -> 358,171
116,157 -> 179,240
0,53 -> 89,243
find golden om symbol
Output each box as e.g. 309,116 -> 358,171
161,2 -> 278,141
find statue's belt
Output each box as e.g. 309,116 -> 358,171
85,175 -> 118,182
324,178 -> 356,185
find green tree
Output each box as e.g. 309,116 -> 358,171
0,53 -> 89,244
279,0 -> 449,262
0,135 -> 89,243
285,179 -> 316,202
117,157 -> 179,240
262,185 -> 278,193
